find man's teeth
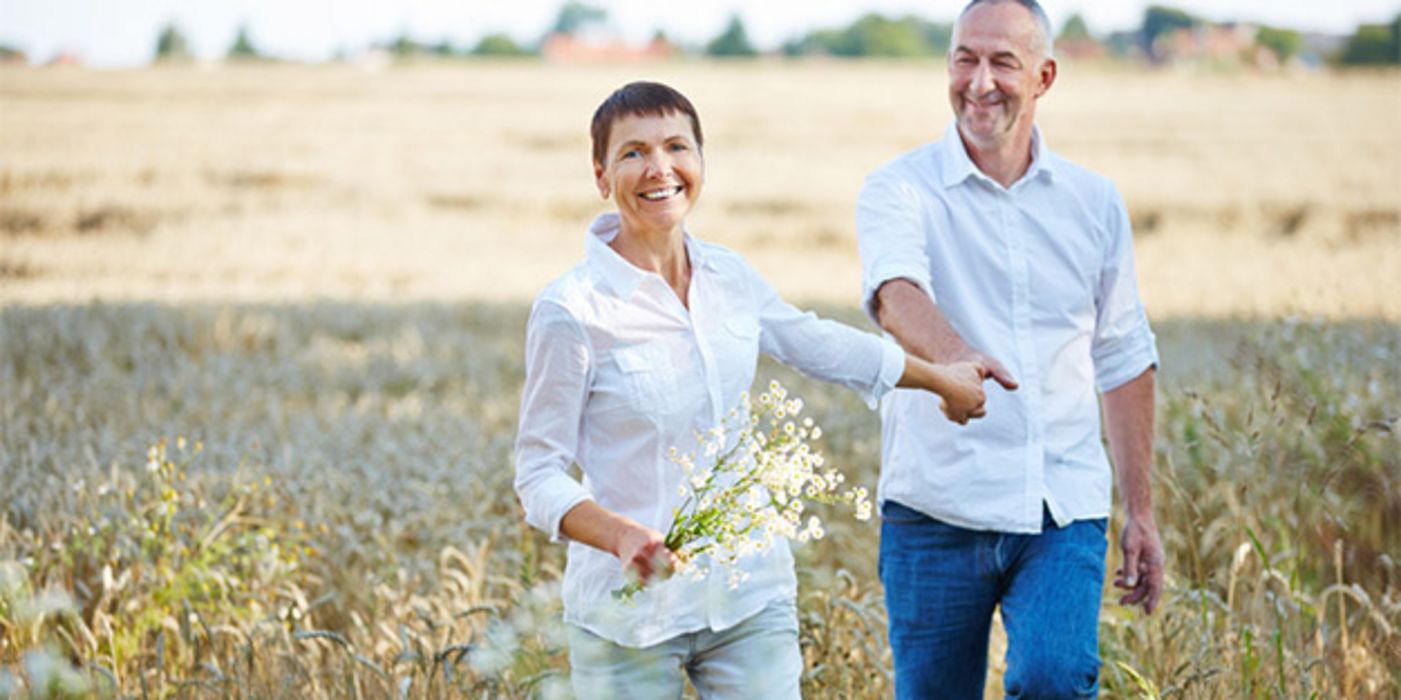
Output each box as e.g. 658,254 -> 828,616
641,186 -> 682,201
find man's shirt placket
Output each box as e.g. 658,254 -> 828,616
1000,185 -> 1045,531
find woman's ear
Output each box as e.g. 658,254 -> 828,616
594,160 -> 609,199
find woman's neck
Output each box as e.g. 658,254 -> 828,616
610,223 -> 691,308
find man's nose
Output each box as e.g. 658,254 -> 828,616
968,60 -> 997,95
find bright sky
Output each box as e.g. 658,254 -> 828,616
2,0 -> 1398,67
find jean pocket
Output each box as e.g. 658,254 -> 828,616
880,500 -> 933,525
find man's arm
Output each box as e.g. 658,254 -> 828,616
874,279 -> 1018,390
1103,367 -> 1163,614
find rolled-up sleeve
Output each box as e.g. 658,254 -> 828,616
514,300 -> 594,542
1092,186 -> 1159,392
856,169 -> 935,326
743,260 -> 905,409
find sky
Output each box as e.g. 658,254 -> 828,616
2,0 -> 1398,67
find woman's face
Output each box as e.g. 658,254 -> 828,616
594,111 -> 703,239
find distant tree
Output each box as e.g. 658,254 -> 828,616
847,14 -> 933,57
472,34 -> 530,57
1059,13 -> 1092,42
550,1 -> 607,36
917,18 -> 954,54
227,24 -> 259,60
1142,5 -> 1197,58
785,14 -> 949,57
430,39 -> 458,57
707,15 -> 757,57
0,44 -> 26,63
1339,16 -> 1400,65
390,33 -> 425,58
1255,26 -> 1302,63
1103,30 -> 1140,57
154,22 -> 191,61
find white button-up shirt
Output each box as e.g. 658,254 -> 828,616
856,123 -> 1159,534
515,213 -> 905,648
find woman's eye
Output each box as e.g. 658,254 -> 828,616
669,143 -> 688,152
622,149 -> 640,159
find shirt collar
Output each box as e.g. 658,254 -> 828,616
939,121 -> 1057,189
585,212 -> 713,298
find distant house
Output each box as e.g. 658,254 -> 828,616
541,29 -> 674,64
1154,23 -> 1268,66
46,50 -> 83,67
1055,37 -> 1105,61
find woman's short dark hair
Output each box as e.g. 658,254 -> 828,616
591,81 -> 703,166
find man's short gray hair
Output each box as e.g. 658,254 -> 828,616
955,0 -> 1055,60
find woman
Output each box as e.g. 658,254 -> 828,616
514,81 -> 986,699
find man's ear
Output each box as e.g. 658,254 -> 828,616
1037,57 -> 1058,97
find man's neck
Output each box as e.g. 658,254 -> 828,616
960,125 -> 1035,189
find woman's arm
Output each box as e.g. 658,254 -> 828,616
742,255 -> 987,423
896,355 -> 987,424
559,501 -> 678,585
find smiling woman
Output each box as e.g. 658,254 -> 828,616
511,80 -> 990,699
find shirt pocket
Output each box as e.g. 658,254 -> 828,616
611,341 -> 680,415
714,315 -> 761,401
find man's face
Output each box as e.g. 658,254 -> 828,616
948,2 -> 1055,150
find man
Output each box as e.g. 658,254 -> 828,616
855,1 -> 1164,697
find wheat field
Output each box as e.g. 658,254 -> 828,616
1,62 -> 1399,698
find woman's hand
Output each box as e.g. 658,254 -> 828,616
612,522 -> 679,586
899,357 -> 987,424
933,360 -> 988,424
559,501 -> 679,586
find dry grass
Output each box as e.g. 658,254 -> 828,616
1,304 -> 1397,697
1,62 -> 1399,697
1,62 -> 1398,317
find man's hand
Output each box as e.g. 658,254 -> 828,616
875,279 -> 1018,396
963,351 -> 1019,392
1114,514 -> 1164,614
613,523 -> 678,586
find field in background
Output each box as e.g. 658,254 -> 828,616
2,62 -> 1399,697
1,62 -> 1399,316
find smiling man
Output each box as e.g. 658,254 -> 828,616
855,1 -> 1164,697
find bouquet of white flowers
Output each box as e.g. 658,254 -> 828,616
614,380 -> 872,601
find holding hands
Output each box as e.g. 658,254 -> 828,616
899,352 -> 1018,425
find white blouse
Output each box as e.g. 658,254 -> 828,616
514,213 -> 905,648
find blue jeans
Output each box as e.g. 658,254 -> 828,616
879,501 -> 1107,699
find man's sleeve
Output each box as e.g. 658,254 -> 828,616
1092,184 -> 1160,392
856,168 -> 933,327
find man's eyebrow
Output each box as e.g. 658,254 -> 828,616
953,45 -> 1021,61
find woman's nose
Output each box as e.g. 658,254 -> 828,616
643,153 -> 670,179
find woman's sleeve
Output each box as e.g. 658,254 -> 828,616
513,300 -> 594,542
744,259 -> 905,409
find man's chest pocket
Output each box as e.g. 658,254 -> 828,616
608,341 -> 680,415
